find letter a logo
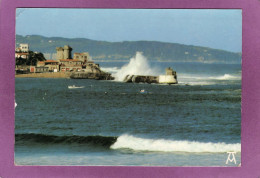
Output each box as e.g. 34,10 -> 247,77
226,152 -> 237,164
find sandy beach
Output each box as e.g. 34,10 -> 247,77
15,72 -> 71,78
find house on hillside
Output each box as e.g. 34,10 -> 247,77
16,43 -> 29,53
15,43 -> 30,59
15,52 -> 29,59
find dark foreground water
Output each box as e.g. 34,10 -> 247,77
15,62 -> 241,166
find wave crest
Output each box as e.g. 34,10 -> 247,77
210,74 -> 240,80
110,134 -> 241,153
15,133 -> 117,147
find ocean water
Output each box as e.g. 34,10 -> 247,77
15,61 -> 241,166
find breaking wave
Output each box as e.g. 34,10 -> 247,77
178,73 -> 241,85
16,133 -> 241,153
15,133 -> 117,147
102,66 -> 240,85
180,73 -> 240,81
110,134 -> 241,153
113,52 -> 160,81
211,74 -> 241,80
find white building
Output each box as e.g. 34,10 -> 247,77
16,43 -> 29,53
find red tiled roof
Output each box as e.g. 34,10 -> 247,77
45,60 -> 59,63
16,53 -> 29,55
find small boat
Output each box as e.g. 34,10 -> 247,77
68,85 -> 85,89
139,89 -> 147,94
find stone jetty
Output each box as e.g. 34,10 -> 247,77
123,67 -> 178,84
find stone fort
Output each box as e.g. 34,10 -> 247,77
56,45 -> 73,60
56,45 -> 89,62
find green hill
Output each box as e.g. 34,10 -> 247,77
16,35 -> 241,63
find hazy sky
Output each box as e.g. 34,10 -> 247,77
16,8 -> 242,52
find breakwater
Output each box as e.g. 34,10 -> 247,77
123,67 -> 178,84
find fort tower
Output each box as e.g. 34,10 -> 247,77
63,45 -> 72,59
56,47 -> 64,60
56,45 -> 73,60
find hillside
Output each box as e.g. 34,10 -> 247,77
16,35 -> 241,63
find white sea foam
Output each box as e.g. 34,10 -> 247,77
178,81 -> 216,86
179,73 -> 240,81
113,52 -> 160,81
177,73 -> 241,85
111,134 -> 241,153
210,74 -> 241,80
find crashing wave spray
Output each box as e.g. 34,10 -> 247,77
113,52 -> 160,81
111,134 -> 241,153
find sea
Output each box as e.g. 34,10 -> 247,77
15,55 -> 241,166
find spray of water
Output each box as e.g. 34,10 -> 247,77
111,134 -> 241,153
113,52 -> 160,81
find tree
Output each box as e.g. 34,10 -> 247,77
27,51 -> 46,66
16,51 -> 46,66
15,57 -> 27,65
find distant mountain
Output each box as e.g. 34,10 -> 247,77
16,35 -> 241,63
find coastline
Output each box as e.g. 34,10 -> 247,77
15,72 -> 70,78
